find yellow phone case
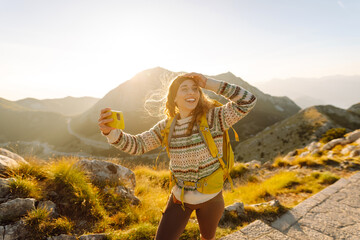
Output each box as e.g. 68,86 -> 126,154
107,110 -> 125,129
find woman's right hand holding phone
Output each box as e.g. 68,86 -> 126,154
98,107 -> 115,135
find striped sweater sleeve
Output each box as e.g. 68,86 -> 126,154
211,80 -> 257,132
104,119 -> 166,155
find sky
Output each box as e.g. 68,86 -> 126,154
1,0 -> 360,100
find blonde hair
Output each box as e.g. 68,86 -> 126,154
165,74 -> 217,135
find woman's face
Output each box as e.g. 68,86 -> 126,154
174,79 -> 200,117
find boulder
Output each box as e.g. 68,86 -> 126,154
0,156 -> 19,173
248,199 -> 280,208
327,151 -> 335,158
0,198 -> 36,223
220,202 -> 245,223
246,160 -> 261,169
47,235 -> 77,240
0,178 -> 14,198
341,145 -> 356,155
299,151 -> 310,158
321,138 -> 349,151
0,148 -> 27,165
3,220 -> 27,240
38,200 -> 57,217
104,186 -> 140,205
310,149 -> 321,156
74,159 -> 136,189
79,234 -> 108,240
345,129 -> 360,143
307,141 -> 321,151
350,149 -> 360,158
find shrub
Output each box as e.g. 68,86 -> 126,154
4,162 -> 48,180
293,157 -> 321,168
134,167 -> 170,189
272,157 -> 290,168
318,172 -> 339,185
9,176 -> 42,199
47,160 -> 106,221
230,163 -> 248,178
113,223 -> 157,240
108,207 -> 139,228
320,128 -> 347,143
23,208 -> 74,239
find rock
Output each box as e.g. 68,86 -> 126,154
327,151 -> 335,158
3,220 -> 27,240
104,186 -> 140,205
0,226 -> 4,239
0,155 -> 19,173
38,200 -> 57,217
0,148 -> 28,165
286,150 -> 298,158
340,161 -> 360,170
248,199 -> 280,208
289,165 -> 300,170
321,138 -> 349,151
307,141 -> 321,151
223,202 -> 244,216
345,129 -> 360,143
299,151 -> 310,157
262,161 -> 272,169
0,178 -> 15,198
350,149 -> 360,157
47,234 -> 77,240
79,234 -> 108,240
74,159 -> 136,189
0,198 -> 36,223
341,145 -> 356,155
220,202 -> 245,225
310,149 -> 321,156
246,160 -> 261,169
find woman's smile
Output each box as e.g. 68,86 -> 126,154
175,79 -> 200,118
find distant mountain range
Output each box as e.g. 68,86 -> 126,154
16,96 -> 99,116
70,67 -> 301,144
254,75 -> 360,109
1,67 -> 359,164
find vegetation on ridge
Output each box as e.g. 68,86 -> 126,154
1,128 -> 359,239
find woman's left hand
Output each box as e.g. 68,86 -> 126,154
183,72 -> 207,88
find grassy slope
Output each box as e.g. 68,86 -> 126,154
1,131 -> 359,239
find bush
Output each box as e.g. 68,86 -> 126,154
9,177 -> 42,199
134,167 -> 170,189
272,157 -> 290,168
230,163 -> 248,178
4,162 -> 48,180
320,128 -> 347,143
47,160 -> 106,221
23,208 -> 74,239
113,223 -> 157,240
318,172 -> 339,185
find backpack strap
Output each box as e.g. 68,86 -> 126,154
197,113 -> 234,190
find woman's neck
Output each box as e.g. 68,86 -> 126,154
178,109 -> 192,119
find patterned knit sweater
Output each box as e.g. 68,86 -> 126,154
104,79 -> 257,203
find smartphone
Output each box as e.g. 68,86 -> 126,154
106,110 -> 125,129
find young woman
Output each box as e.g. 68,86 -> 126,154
98,72 -> 257,240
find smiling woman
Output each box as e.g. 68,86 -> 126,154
98,72 -> 257,240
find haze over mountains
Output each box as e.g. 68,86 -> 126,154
16,96 -> 99,116
254,75 -> 360,109
1,67 -> 359,164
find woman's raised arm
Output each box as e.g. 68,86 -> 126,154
98,108 -> 166,155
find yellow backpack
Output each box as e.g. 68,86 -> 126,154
155,104 -> 239,209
